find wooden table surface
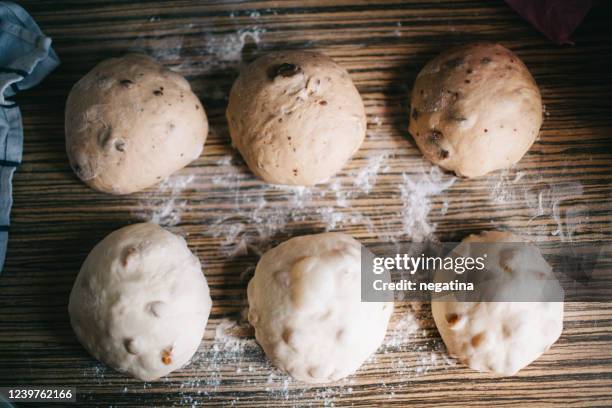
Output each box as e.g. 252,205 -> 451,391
1,0 -> 611,406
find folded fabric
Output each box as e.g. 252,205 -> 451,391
505,0 -> 593,44
0,1 -> 59,273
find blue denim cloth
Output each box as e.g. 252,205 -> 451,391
0,2 -> 59,273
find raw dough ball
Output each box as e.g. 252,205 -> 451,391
409,43 -> 542,177
68,223 -> 212,381
247,232 -> 393,383
65,54 -> 208,194
432,231 -> 564,376
227,51 -> 366,185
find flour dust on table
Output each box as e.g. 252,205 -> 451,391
78,306 -> 455,407
130,13 -> 266,75
205,150 -> 455,258
133,174 -> 196,227
488,168 -> 586,241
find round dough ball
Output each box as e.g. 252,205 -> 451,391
409,43 -> 542,177
65,54 -> 208,194
68,223 -> 212,381
432,231 -> 564,376
247,232 -> 393,383
227,51 -> 366,186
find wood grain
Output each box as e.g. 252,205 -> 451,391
0,0 -> 611,406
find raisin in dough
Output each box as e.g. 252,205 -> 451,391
68,223 -> 212,381
409,43 -> 542,177
65,54 -> 208,194
226,51 -> 366,186
432,231 -> 564,375
247,232 -> 393,383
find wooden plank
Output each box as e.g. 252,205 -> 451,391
0,0 -> 611,406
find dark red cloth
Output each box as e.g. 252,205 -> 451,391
505,0 -> 593,44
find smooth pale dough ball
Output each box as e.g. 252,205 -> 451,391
247,232 -> 393,383
65,54 -> 208,194
432,231 -> 564,376
227,51 -> 366,186
68,223 -> 212,381
409,43 -> 542,178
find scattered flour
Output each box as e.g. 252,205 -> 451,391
188,319 -> 261,391
83,362 -> 108,385
130,15 -> 266,76
146,307 -> 455,406
489,168 -> 586,241
490,169 -> 521,204
353,153 -> 388,194
363,306 -> 456,398
381,311 -> 420,350
532,182 -> 585,241
399,167 -> 456,242
133,174 -> 195,227
206,149 -> 456,258
204,28 -> 266,65
130,32 -> 184,63
207,151 -> 395,257
394,21 -> 403,37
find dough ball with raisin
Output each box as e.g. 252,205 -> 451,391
247,232 -> 393,383
409,43 -> 542,177
227,51 -> 366,185
432,231 -> 564,376
65,54 -> 208,194
68,223 -> 212,381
